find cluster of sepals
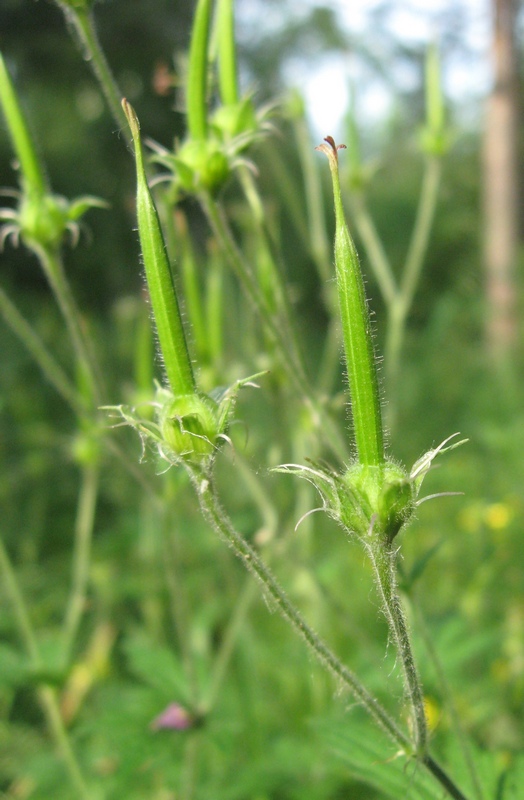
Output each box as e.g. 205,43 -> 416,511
275,433 -> 466,546
105,373 -> 264,471
0,187 -> 106,253
149,95 -> 273,200
147,0 -> 273,200
0,52 -> 106,254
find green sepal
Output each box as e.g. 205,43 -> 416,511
211,97 -> 258,142
340,461 -> 415,544
275,433 -> 466,545
172,139 -> 231,195
0,190 -> 107,251
104,372 -> 266,470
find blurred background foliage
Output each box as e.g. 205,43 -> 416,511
0,0 -> 523,798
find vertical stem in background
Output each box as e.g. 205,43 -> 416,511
62,465 -> 100,665
293,113 -> 332,285
38,686 -> 92,800
0,537 -> 91,799
0,287 -> 84,413
187,0 -> 213,141
216,0 -> 239,106
55,4 -> 128,138
384,156 -> 442,415
0,52 -> 47,194
34,244 -> 102,405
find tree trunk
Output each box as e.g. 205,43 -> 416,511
482,0 -> 520,360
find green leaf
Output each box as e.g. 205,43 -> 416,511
314,710 -> 442,799
122,633 -> 190,702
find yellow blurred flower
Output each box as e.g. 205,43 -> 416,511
484,502 -> 513,530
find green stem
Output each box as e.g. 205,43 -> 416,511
191,470 -> 471,800
216,0 -> 239,106
205,243 -> 224,365
0,535 -> 40,664
202,575 -> 258,713
55,4 -> 128,138
366,541 -> 427,755
173,212 -> 208,363
190,467 -> 412,751
236,166 -> 306,371
201,191 -> 307,386
422,755 -> 471,800
181,731 -> 200,800
0,287 -> 85,413
385,156 -> 442,403
400,156 -> 442,307
32,244 -> 102,404
38,685 -> 92,800
0,51 -> 47,194
62,465 -> 99,665
0,536 -> 91,799
162,506 -> 200,708
187,0 -> 213,140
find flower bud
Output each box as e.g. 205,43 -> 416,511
160,393 -> 220,461
174,139 -> 231,195
341,461 -> 415,543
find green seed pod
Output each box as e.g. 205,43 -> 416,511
122,98 -> 196,397
316,137 -> 384,468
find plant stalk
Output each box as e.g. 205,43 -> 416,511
0,536 -> 91,799
56,3 -> 128,138
191,471 -> 471,800
385,156 -> 442,398
0,286 -> 85,413
366,540 -> 428,755
62,464 -> 100,665
190,467 -> 412,750
32,243 -> 102,404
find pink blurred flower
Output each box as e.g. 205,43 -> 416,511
150,703 -> 193,731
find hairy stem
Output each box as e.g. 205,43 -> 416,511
189,467 -> 412,750
190,470 -> 471,800
56,4 -> 128,138
366,540 -> 428,754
